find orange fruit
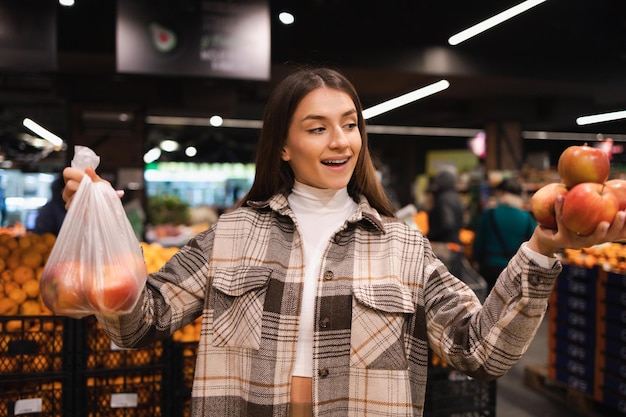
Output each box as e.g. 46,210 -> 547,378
0,245 -> 9,260
21,250 -> 43,269
4,281 -> 18,295
22,279 -> 40,299
0,258 -> 5,273
20,299 -> 42,315
33,242 -> 50,255
3,238 -> 17,251
40,233 -> 57,247
17,236 -> 32,250
13,265 -> 35,285
1,269 -> 13,283
6,256 -> 21,270
7,287 -> 27,304
0,297 -> 18,315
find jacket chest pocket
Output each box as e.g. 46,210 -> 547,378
350,282 -> 416,370
209,266 -> 272,350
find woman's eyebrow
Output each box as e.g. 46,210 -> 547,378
301,108 -> 357,122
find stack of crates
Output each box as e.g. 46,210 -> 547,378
596,270 -> 626,413
170,341 -> 197,417
0,315 -> 74,416
72,316 -> 170,417
548,263 -> 626,415
548,264 -> 599,397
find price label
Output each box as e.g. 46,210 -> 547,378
14,398 -> 42,415
110,393 -> 138,408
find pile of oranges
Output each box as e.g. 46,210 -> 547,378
0,232 -> 56,318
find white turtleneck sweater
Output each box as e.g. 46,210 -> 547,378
288,181 -> 357,377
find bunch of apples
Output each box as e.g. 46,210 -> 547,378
531,144 -> 626,236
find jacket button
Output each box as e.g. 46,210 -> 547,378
320,317 -> 330,328
528,275 -> 540,286
323,271 -> 334,280
318,368 -> 329,378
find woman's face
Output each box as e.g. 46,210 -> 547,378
281,87 -> 362,190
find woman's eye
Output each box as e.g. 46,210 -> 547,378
308,127 -> 325,134
345,123 -> 357,129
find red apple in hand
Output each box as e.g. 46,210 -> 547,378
558,144 -> 610,188
561,182 -> 618,236
530,182 -> 568,229
605,179 -> 626,211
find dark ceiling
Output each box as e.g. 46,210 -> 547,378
3,0 -> 626,168
58,0 -> 626,131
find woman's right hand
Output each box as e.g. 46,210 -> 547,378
62,166 -> 108,209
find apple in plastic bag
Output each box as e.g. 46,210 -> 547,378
40,260 -> 90,316
87,254 -> 146,315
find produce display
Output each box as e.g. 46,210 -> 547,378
0,233 -> 55,318
531,144 -> 626,235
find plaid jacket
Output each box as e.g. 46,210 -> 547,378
99,193 -> 560,416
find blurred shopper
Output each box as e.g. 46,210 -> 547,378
472,178 -> 537,291
33,175 -> 66,236
426,169 -> 465,276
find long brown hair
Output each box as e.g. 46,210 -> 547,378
241,66 -> 396,217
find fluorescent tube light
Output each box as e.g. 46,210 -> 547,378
576,110 -> 626,126
22,118 -> 64,147
448,0 -> 547,46
362,80 -> 450,120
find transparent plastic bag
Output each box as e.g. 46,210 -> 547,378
40,146 -> 147,318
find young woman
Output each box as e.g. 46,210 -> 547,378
62,67 -> 626,417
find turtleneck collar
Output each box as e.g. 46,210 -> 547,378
289,180 -> 352,211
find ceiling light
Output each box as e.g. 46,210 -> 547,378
185,146 -> 198,157
362,80 -> 450,120
22,118 -> 64,147
209,115 -> 223,126
160,139 -> 179,152
279,12 -> 295,25
448,0 -> 547,46
144,147 -> 162,164
576,110 -> 626,126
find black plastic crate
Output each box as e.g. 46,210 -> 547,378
75,369 -> 166,417
0,375 -> 72,417
76,316 -> 164,371
170,341 -> 198,417
424,365 -> 496,417
0,315 -> 74,377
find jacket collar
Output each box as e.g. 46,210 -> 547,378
247,192 -> 385,233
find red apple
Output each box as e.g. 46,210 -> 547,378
561,182 -> 618,236
557,144 -> 610,188
40,260 -> 91,318
88,273 -> 141,315
87,255 -> 146,315
605,179 -> 626,211
530,182 -> 568,229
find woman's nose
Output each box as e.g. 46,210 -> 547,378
329,127 -> 349,148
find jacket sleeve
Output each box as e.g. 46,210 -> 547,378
423,242 -> 560,380
96,227 -> 215,348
